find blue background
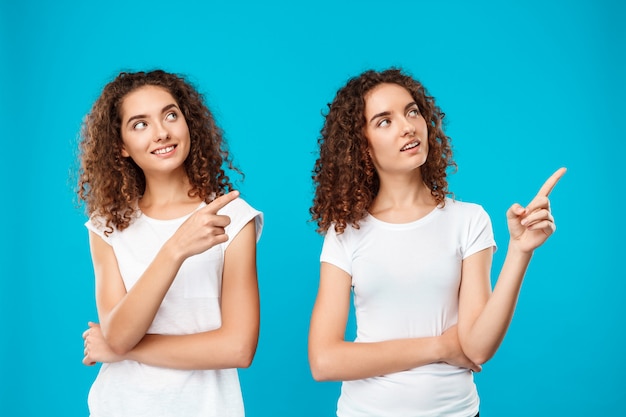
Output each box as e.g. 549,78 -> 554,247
1,0 -> 624,415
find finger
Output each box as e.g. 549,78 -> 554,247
82,329 -> 90,339
205,190 -> 240,214
525,219 -> 556,233
524,195 -> 550,215
536,167 -> 567,197
506,203 -> 526,220
520,209 -> 553,227
208,214 -> 232,229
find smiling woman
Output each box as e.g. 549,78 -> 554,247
76,70 -> 264,417
118,86 -> 192,180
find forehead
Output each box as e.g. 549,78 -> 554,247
364,83 -> 413,115
120,85 -> 177,119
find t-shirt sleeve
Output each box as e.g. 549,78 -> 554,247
220,197 -> 263,250
463,205 -> 497,259
320,224 -> 352,276
85,216 -> 113,245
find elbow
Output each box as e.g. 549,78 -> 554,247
101,329 -> 137,357
107,337 -> 134,357
308,351 -> 337,382
458,334 -> 495,367
465,348 -> 495,366
230,339 -> 258,369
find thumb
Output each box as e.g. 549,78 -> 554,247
506,203 -> 526,220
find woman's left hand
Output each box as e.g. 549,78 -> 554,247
506,167 -> 566,254
83,321 -> 125,366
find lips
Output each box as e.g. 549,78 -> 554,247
152,145 -> 176,155
400,140 -> 420,152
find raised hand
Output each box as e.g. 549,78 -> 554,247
167,191 -> 240,260
507,168 -> 566,253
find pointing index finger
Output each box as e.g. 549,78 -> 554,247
206,190 -> 239,214
537,167 -> 567,197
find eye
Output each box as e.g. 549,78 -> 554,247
407,108 -> 420,118
133,121 -> 147,130
377,118 -> 390,127
165,112 -> 178,121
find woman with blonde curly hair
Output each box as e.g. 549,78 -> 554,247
308,68 -> 565,417
78,70 -> 263,417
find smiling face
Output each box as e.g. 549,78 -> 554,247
363,83 -> 429,178
119,85 -> 191,176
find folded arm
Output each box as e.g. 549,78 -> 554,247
84,220 -> 260,370
308,262 -> 479,382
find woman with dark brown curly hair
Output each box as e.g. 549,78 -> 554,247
78,70 -> 263,417
308,68 -> 565,417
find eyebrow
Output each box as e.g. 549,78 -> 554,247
368,101 -> 418,124
125,103 -> 180,126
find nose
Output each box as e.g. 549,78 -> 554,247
154,122 -> 170,142
401,117 -> 416,136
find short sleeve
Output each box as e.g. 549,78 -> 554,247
220,197 -> 263,250
320,224 -> 352,276
85,216 -> 113,245
463,205 -> 497,259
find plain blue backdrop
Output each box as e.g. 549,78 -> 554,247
1,0 -> 624,416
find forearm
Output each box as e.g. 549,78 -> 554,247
309,336 -> 441,381
125,328 -> 258,370
462,244 -> 532,364
102,243 -> 184,354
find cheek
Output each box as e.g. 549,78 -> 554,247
175,124 -> 191,143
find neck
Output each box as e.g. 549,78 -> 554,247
141,169 -> 198,208
369,171 -> 438,223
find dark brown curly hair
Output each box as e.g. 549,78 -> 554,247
77,70 -> 238,235
311,68 -> 456,234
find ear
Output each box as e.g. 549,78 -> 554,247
121,145 -> 130,158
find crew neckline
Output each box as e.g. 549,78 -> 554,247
139,202 -> 206,223
366,203 -> 442,229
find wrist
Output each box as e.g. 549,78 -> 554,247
507,240 -> 535,258
161,239 -> 187,265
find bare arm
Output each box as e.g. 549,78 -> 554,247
308,262 -> 479,381
84,220 -> 260,370
458,168 -> 566,364
93,191 -> 239,355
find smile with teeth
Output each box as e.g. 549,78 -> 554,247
400,140 -> 420,151
152,145 -> 176,155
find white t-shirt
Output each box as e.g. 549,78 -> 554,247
320,199 -> 495,417
85,197 -> 263,417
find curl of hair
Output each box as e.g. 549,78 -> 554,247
311,68 -> 456,234
76,70 -> 239,235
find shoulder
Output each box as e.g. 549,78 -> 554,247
441,198 -> 489,219
219,196 -> 264,243
219,196 -> 258,215
323,219 -> 370,248
85,214 -> 114,242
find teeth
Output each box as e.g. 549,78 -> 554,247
153,145 -> 175,155
401,141 -> 420,151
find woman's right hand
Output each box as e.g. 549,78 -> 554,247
83,321 -> 125,366
439,325 -> 482,372
167,191 -> 240,259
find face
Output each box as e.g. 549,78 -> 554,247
119,85 -> 190,175
363,83 -> 428,176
